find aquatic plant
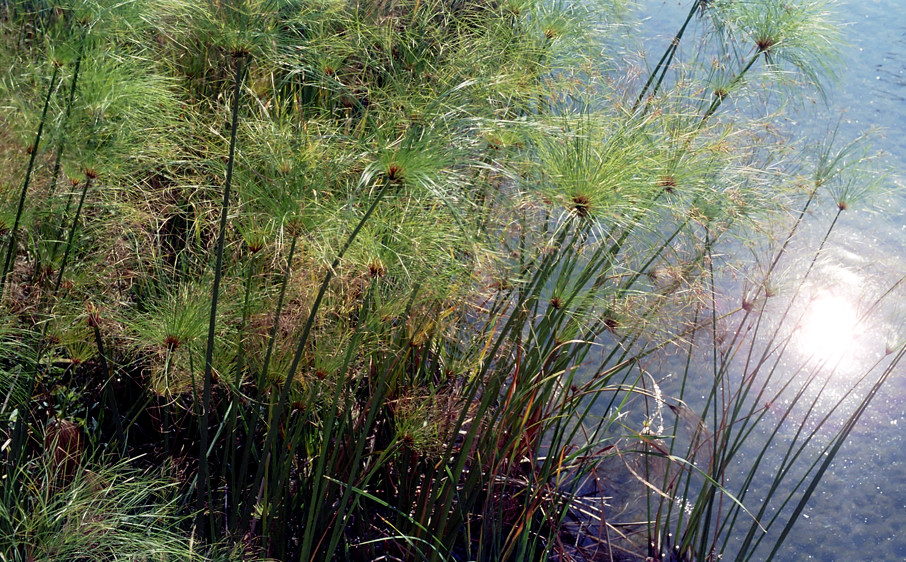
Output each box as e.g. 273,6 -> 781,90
0,0 -> 897,561
0,455 -> 242,561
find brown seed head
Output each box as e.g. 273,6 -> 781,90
386,162 -> 404,182
86,304 -> 102,328
368,259 -> 386,278
164,334 -> 182,350
572,194 -> 591,218
658,175 -> 677,193
755,37 -> 777,53
45,419 -> 83,478
246,239 -> 264,254
285,215 -> 305,237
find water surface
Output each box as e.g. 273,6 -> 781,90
632,1 -> 906,559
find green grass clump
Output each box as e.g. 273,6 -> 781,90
0,0 -> 899,560
0,455 -> 242,561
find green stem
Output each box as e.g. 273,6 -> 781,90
766,347 -> 903,560
0,63 -> 60,298
199,52 -> 249,535
633,0 -> 702,114
701,54 -> 760,124
243,179 -> 389,542
224,249 -> 257,525
163,349 -> 174,456
91,320 -> 125,452
234,233 -> 297,531
46,46 -> 84,201
52,174 -> 91,296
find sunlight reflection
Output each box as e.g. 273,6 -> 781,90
795,293 -> 862,361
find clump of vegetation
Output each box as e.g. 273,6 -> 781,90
0,0 -> 899,560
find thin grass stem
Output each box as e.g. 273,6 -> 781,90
0,63 -> 60,297
199,52 -> 249,534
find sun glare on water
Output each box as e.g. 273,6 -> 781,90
795,293 -> 862,361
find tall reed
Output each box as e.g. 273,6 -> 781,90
198,49 -> 248,535
0,1 -> 896,561
0,62 -> 59,297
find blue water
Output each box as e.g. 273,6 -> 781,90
632,2 -> 906,560
775,3 -> 906,559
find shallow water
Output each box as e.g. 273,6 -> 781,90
630,1 -> 906,559
769,3 -> 906,559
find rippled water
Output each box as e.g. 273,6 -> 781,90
774,3 -> 906,559
633,1 -> 906,559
